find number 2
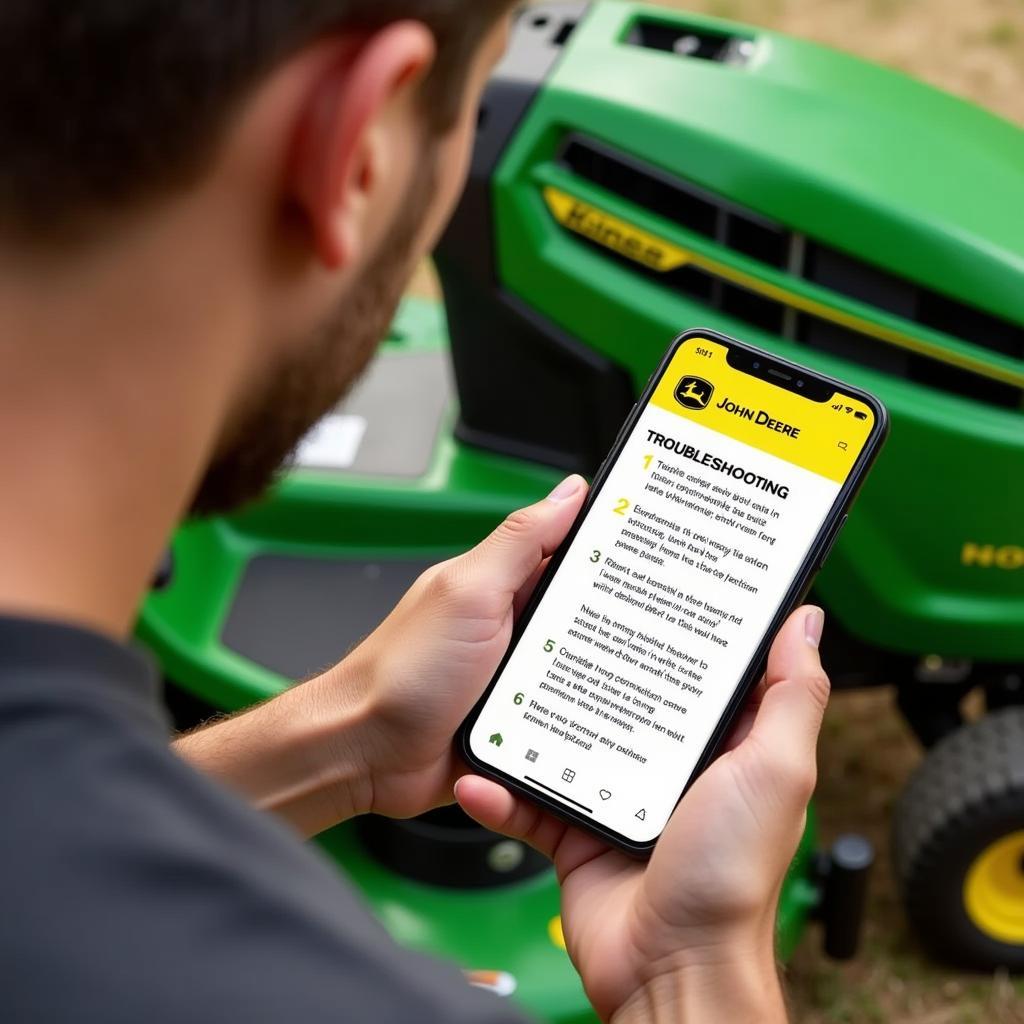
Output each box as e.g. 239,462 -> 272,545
614,498 -> 630,516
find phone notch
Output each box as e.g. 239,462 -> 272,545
725,344 -> 833,402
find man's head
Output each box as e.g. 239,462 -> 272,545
0,1 -> 515,514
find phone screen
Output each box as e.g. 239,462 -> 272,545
466,335 -> 879,846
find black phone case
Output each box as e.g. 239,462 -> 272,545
458,327 -> 890,857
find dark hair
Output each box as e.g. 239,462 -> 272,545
0,1 -> 513,244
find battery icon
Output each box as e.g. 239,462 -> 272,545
853,411 -> 868,420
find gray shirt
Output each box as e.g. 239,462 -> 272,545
0,615 -> 529,1023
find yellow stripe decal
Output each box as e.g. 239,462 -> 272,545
542,186 -> 1024,391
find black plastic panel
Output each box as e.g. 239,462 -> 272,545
356,807 -> 549,889
561,135 -> 786,266
221,556 -> 432,680
797,315 -> 909,377
804,242 -> 916,319
437,3 -> 637,476
446,281 -> 636,474
437,3 -> 589,296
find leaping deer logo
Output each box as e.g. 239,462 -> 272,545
675,376 -> 714,410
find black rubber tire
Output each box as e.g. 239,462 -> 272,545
893,707 -> 1024,970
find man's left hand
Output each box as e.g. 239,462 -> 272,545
334,473 -> 587,820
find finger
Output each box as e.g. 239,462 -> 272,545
766,605 -> 825,688
462,476 -> 588,599
454,775 -> 567,860
718,670 -> 767,752
720,705 -> 757,752
454,775 -> 607,876
745,606 -> 830,776
513,556 -> 550,619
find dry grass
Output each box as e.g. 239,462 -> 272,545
670,0 -> 1024,126
785,690 -> 1024,1022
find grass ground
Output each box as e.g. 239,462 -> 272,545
670,0 -> 1024,125
785,690 -> 1024,1023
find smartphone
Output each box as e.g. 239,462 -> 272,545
459,328 -> 889,855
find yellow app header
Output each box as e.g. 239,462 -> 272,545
650,338 -> 875,483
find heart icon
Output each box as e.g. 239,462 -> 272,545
599,789 -> 612,801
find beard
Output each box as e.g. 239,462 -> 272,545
189,159 -> 437,518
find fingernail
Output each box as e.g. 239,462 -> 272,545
805,607 -> 825,648
547,475 -> 583,503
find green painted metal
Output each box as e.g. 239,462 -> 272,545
316,826 -> 594,1024
493,2 -> 1024,660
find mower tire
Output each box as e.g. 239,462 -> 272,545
893,707 -> 1024,970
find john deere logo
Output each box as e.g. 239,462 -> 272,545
675,376 -> 714,410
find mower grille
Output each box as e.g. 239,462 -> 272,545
560,137 -> 1024,409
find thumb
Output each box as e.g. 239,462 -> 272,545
743,606 -> 830,792
454,774 -> 608,875
463,475 -> 588,599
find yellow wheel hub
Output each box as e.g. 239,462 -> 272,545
964,831 -> 1024,945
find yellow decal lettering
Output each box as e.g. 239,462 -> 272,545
961,543 -> 1024,569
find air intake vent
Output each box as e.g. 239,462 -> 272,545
625,19 -> 755,66
802,243 -> 1024,363
556,136 -> 1024,409
562,138 -> 788,268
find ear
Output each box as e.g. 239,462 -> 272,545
290,21 -> 436,270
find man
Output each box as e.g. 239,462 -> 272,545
0,3 -> 831,1021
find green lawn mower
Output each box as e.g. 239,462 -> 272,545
140,1 -> 1024,1013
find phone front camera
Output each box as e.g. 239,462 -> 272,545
797,379 -> 805,388
752,361 -> 761,370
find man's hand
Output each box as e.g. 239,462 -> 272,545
333,473 -> 589,820
454,607 -> 829,1024
175,475 -> 588,834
